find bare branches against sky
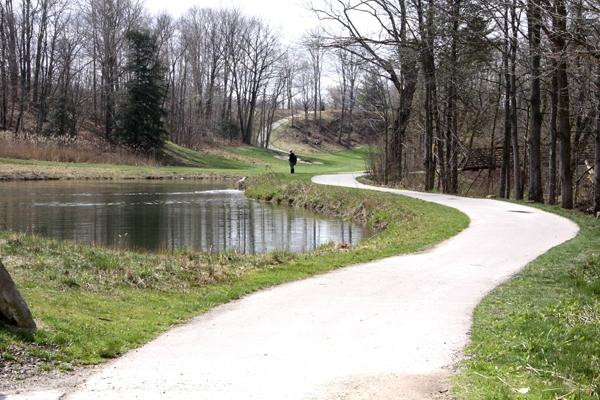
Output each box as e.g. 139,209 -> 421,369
144,0 -> 317,44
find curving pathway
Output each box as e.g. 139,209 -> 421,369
10,173 -> 579,400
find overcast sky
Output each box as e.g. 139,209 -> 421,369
144,0 -> 319,45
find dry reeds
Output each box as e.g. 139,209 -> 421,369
0,131 -> 160,166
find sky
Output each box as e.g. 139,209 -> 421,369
144,0 -> 319,45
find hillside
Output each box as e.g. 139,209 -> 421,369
269,111 -> 380,154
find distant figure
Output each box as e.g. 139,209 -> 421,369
289,150 -> 298,174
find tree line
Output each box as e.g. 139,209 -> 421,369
0,0 -> 350,150
314,0 -> 600,212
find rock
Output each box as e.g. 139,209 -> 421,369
236,177 -> 247,190
486,195 -> 497,199
0,259 -> 36,330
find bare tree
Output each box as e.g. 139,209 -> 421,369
304,29 -> 325,131
546,0 -> 574,208
282,52 -> 298,127
229,16 -> 280,144
416,0 -> 440,191
297,57 -> 314,123
527,0 -> 544,202
594,63 -> 600,214
0,2 -> 8,129
84,0 -> 143,140
313,0 -> 420,182
257,66 -> 286,148
335,47 -> 361,145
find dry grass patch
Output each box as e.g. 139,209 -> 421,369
0,131 -> 160,166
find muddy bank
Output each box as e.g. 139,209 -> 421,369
0,162 -> 241,182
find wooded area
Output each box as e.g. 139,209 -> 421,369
0,0 -> 599,211
315,0 -> 599,211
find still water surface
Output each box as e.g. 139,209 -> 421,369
0,181 -> 368,254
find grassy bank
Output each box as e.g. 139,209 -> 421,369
0,173 -> 468,389
0,141 -> 368,182
454,205 -> 600,399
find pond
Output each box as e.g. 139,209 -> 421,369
0,181 -> 369,254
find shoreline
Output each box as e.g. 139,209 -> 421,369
0,173 -> 468,395
0,160 -> 243,182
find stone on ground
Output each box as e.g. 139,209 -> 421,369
0,259 -> 36,330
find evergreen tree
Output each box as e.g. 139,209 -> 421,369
117,29 -> 167,151
45,93 -> 77,137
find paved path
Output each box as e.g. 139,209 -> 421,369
9,173 -> 579,400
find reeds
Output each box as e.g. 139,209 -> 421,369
0,131 -> 160,166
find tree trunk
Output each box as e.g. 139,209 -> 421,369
444,0 -> 461,194
510,0 -> 523,200
103,32 -> 114,140
557,59 -> 573,209
347,76 -> 355,143
338,63 -> 346,144
388,60 -> 419,183
488,70 -> 502,194
499,6 -> 511,199
424,83 -> 434,190
417,0 -> 438,191
5,0 -> 18,130
204,65 -> 218,130
0,4 -> 8,129
32,0 -> 47,105
594,63 -> 600,214
554,0 -> 573,209
527,0 -> 543,202
548,67 -> 558,205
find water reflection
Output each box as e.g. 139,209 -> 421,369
0,181 -> 368,254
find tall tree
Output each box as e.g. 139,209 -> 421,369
229,16 -> 279,145
314,0 -> 420,183
0,2 -> 8,129
548,0 -> 574,208
527,0 -> 543,202
116,29 -> 167,151
335,48 -> 361,145
4,0 -> 19,130
85,0 -> 143,141
445,0 -> 461,194
305,30 -> 324,131
416,0 -> 440,191
499,2 -> 512,199
595,63 -> 600,214
548,65 -> 559,205
509,0 -> 523,200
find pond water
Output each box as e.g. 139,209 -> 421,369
0,181 -> 368,254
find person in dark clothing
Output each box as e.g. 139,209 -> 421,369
289,150 -> 298,174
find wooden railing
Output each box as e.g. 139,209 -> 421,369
461,145 -> 595,171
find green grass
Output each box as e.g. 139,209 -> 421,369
0,173 -> 467,371
0,141 -> 368,181
230,145 -> 369,175
161,141 -> 249,169
0,155 -> 237,178
0,141 -> 250,178
454,204 -> 600,399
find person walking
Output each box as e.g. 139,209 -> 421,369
289,150 -> 298,174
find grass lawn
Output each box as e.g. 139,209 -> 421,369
454,204 -> 600,399
0,141 -> 368,181
229,145 -> 369,174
